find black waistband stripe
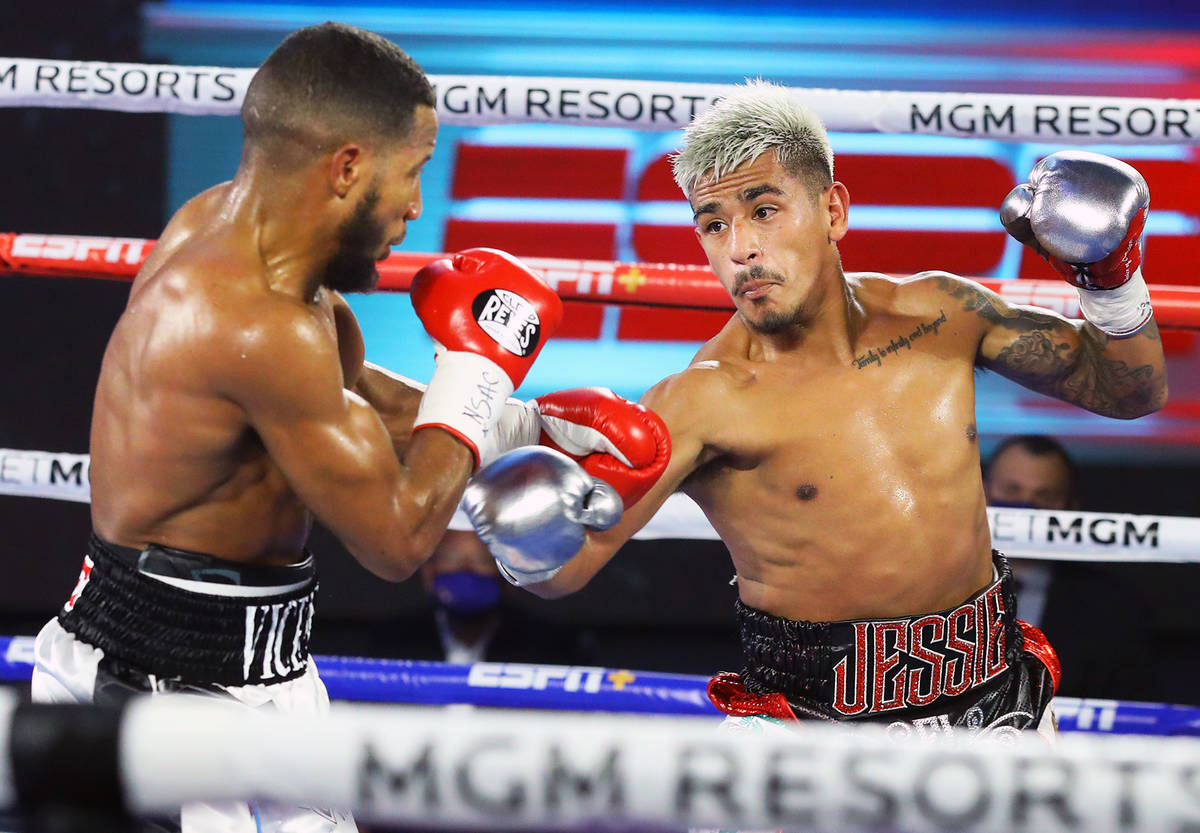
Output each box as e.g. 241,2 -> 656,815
58,535 -> 316,687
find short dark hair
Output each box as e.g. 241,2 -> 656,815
986,434 -> 1079,499
242,22 -> 435,153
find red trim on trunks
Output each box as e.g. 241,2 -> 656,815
1018,620 -> 1062,694
706,672 -> 797,722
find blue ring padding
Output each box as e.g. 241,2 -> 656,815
5,635 -> 1198,734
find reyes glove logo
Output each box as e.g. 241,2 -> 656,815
473,289 -> 542,356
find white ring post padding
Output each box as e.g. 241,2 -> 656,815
110,695 -> 1200,831
3,57 -> 1200,144
2,446 -> 1198,562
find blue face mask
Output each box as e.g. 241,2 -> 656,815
431,571 -> 501,617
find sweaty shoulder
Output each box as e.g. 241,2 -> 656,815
133,183 -> 234,286
139,228 -> 335,400
852,270 -> 993,340
641,321 -> 754,439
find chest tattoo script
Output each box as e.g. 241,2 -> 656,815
852,309 -> 947,370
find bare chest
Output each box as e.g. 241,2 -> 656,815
688,346 -> 980,503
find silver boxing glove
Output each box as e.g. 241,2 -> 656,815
1000,150 -> 1153,337
462,446 -> 623,586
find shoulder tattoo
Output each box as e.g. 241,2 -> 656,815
935,276 -> 1162,417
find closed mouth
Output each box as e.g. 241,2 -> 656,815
738,280 -> 779,299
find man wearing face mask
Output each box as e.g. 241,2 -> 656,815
421,530 -> 506,664
983,435 -> 1163,701
415,529 -> 588,665
983,434 -> 1080,628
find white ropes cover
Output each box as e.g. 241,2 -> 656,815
1,689 -> 1199,833
4,57 -> 1200,143
0,446 -> 1196,562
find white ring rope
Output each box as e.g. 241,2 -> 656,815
3,57 -> 1200,144
2,690 -> 1199,832
1,446 -> 1196,563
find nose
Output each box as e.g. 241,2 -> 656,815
405,185 -> 423,222
729,218 -> 760,264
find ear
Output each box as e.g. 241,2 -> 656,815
328,143 -> 365,199
826,182 -> 850,243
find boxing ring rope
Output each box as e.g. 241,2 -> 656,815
4,56 -> 1200,144
3,690 -> 1200,832
5,232 -> 1200,328
0,442 -> 1196,562
0,634 -> 1193,735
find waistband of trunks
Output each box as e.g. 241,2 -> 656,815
737,550 -> 1024,719
57,534 -> 317,687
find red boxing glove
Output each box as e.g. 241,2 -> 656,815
411,248 -> 563,387
533,387 -> 671,508
411,248 -> 563,464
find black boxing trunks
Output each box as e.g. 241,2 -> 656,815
54,534 -> 317,695
32,536 -> 356,832
708,552 -> 1060,738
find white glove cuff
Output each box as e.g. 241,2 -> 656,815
477,398 -> 542,467
496,560 -> 562,588
414,351 -> 515,464
1076,269 -> 1154,338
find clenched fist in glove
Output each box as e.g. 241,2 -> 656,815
463,446 -> 623,586
1000,150 -> 1154,338
479,387 -> 671,507
410,248 -> 563,465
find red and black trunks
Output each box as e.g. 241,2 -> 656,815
709,551 -> 1060,732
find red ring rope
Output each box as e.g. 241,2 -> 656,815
3,232 -> 1198,328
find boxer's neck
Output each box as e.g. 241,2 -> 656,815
228,157 -> 342,303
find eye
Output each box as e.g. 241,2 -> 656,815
703,219 -> 726,234
754,205 -> 777,220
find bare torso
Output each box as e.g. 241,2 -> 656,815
648,273 -> 993,621
548,148 -> 1164,622
89,184 -> 360,565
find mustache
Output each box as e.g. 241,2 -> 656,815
733,265 -> 786,295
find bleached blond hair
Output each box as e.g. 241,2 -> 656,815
671,79 -> 834,197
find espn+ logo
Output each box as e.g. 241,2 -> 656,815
473,288 -> 541,356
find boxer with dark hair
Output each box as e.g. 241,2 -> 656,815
31,22 -> 667,833
467,80 -> 1167,740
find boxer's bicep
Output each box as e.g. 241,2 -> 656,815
948,277 -> 1161,415
231,322 -> 400,511
931,273 -> 1087,372
224,314 -> 468,579
354,362 -> 425,453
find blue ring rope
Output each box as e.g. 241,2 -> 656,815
3,635 -> 1195,735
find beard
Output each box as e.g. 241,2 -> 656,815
734,264 -> 812,335
322,183 -> 385,293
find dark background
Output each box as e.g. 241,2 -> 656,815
1,0 -> 1198,706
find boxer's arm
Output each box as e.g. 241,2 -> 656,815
353,363 -> 424,455
938,274 -> 1167,418
225,303 -> 473,582
327,290 -> 426,454
520,370 -> 713,598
